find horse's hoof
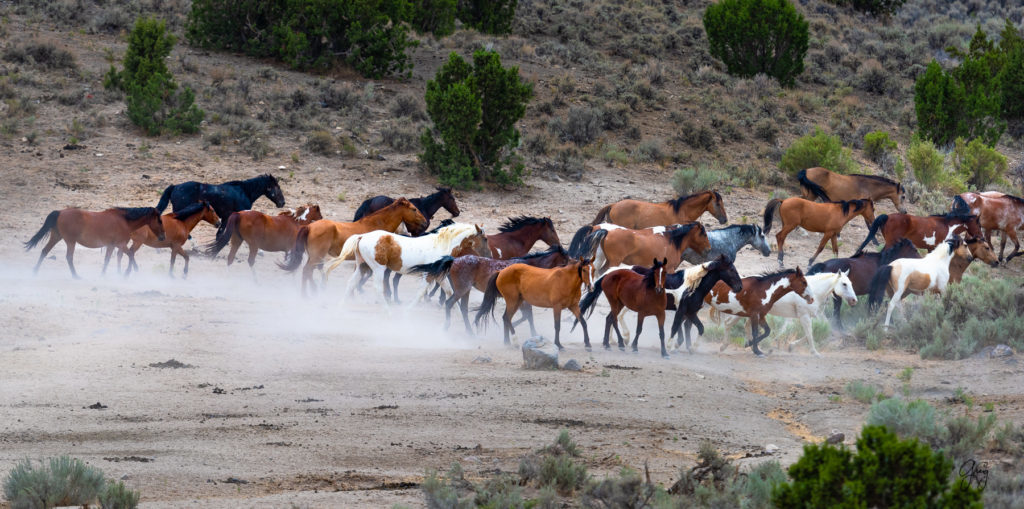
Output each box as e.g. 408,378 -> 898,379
585,346 -> 592,352
687,347 -> 694,355
662,354 -> 670,359
618,346 -> 625,352
814,352 -> 823,358
631,349 -> 638,354
755,352 -> 766,358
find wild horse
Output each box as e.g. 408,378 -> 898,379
156,174 -> 285,235
488,216 -> 561,259
797,167 -> 906,213
123,201 -> 220,278
207,204 -> 322,278
579,258 -> 673,357
590,191 -> 728,229
764,198 -> 875,267
352,187 -> 459,231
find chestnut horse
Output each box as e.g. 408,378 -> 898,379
352,187 -> 459,231
122,202 -> 221,278
590,191 -> 728,228
950,236 -> 999,282
578,258 -> 672,357
573,223 -> 711,275
474,258 -> 595,349
488,216 -> 561,259
797,167 -> 906,213
702,268 -> 813,357
854,210 -> 982,254
764,198 -> 875,267
956,192 -> 1024,262
25,207 -> 165,278
206,204 -> 322,275
277,198 -> 427,296
867,237 -> 971,328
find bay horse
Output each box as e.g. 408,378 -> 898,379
206,204 -> 322,277
681,224 -> 772,264
488,216 -> 561,259
590,190 -> 728,228
808,238 -> 921,329
603,261 -> 711,345
854,210 -> 982,254
797,167 -> 906,213
277,198 -> 427,296
950,236 -> 999,283
867,237 -> 971,328
578,258 -> 672,357
764,198 -> 875,267
573,223 -> 711,275
956,192 -> 1024,262
409,246 -> 570,334
329,223 -> 491,306
665,256 -> 745,353
156,174 -> 286,235
474,258 -> 595,349
352,187 -> 459,231
25,207 -> 165,278
122,202 -> 220,278
700,268 -> 814,357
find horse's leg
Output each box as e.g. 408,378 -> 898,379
177,245 -> 191,279
569,304 -> 590,350
631,314 -> 644,353
392,272 -> 403,304
775,227 -> 795,267
246,241 -> 258,270
34,233 -> 62,274
603,312 -> 615,350
1005,230 -> 1022,262
503,296 -> 520,346
798,312 -> 820,357
302,262 -> 315,297
552,306 -> 564,350
65,241 -> 80,279
807,233 -> 832,266
719,315 -> 741,351
688,314 -> 705,354
883,287 -> 901,328
519,303 -> 538,336
372,268 -> 392,310
116,245 -> 125,274
617,308 -> 632,342
102,246 -> 115,276
831,295 -> 844,330
459,294 -> 473,334
656,313 -> 668,358
342,263 -> 363,302
829,233 -> 839,259
751,316 -> 770,357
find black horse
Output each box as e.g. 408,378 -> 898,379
156,174 -> 286,235
668,256 -> 744,353
352,187 -> 459,231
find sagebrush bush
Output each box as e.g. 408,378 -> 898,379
703,0 -> 809,86
4,456 -> 107,509
551,106 -> 602,146
2,42 -> 76,70
846,380 -> 886,404
867,397 -> 1000,464
906,137 -> 958,191
381,124 -> 419,152
98,480 -> 140,509
671,165 -> 726,196
305,130 -> 335,155
952,136 -> 1008,189
631,139 -> 665,163
863,130 -> 897,162
779,127 -> 858,175
829,0 -> 906,17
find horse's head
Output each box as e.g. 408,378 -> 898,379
395,197 -> 428,235
832,270 -> 857,306
896,183 -> 908,214
965,236 -> 998,267
752,225 -> 771,257
147,208 -> 166,241
709,191 -> 728,224
540,217 -> 561,247
690,222 -> 711,254
577,257 -> 595,293
948,236 -> 972,263
469,224 -> 492,257
711,254 -> 743,293
304,204 -> 323,223
650,258 -> 667,294
791,267 -> 813,305
199,201 -> 220,228
264,174 -> 286,208
438,187 -> 460,217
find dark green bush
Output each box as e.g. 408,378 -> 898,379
863,130 -> 897,162
99,480 -> 140,509
779,127 -> 857,175
457,0 -> 517,35
410,0 -> 457,37
420,50 -> 533,188
703,0 -> 809,87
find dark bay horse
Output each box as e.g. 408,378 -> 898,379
797,167 -> 906,213
123,202 -> 220,278
156,174 -> 286,235
854,210 -> 982,254
579,258 -> 672,357
956,192 -> 1024,262
667,256 -> 744,353
488,216 -> 561,259
590,191 -> 728,228
409,246 -> 570,334
681,224 -> 772,264
207,204 -> 322,277
25,207 -> 165,278
352,187 -> 459,231
764,198 -> 875,266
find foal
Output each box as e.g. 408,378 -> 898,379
207,204 -> 322,277
123,202 -> 220,278
579,258 -> 671,357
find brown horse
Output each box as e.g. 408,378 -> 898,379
575,223 -> 711,275
474,258 -> 595,349
487,216 -> 561,259
590,191 -> 728,228
409,246 -> 570,334
277,198 -> 427,296
207,204 -> 322,275
797,167 -> 906,213
854,210 -> 983,254
122,202 -> 221,278
764,198 -> 875,266
951,236 -> 999,282
578,258 -> 673,357
25,207 -> 165,278
706,268 -> 813,357
956,192 -> 1024,262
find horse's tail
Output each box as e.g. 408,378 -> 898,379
573,229 -> 607,262
277,226 -> 309,272
338,234 -> 362,262
867,265 -> 893,312
796,169 -> 830,202
409,256 -> 455,284
568,225 -> 594,258
206,212 -> 240,257
473,272 -> 502,327
762,199 -> 782,234
352,198 -> 372,222
24,210 -> 60,251
156,184 -> 175,213
854,214 -> 888,255
591,203 -> 613,225
578,275 -> 606,320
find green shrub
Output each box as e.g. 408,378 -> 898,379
457,0 -> 517,35
420,50 -> 533,188
703,0 -> 808,87
410,0 -> 457,37
671,165 -> 726,196
98,480 -> 140,509
828,0 -> 906,17
631,139 -> 665,163
863,130 -> 897,163
4,456 -> 107,509
867,397 -> 1000,464
2,42 -> 76,70
105,17 -> 203,136
773,425 -> 983,508
952,136 -> 1008,189
381,124 -> 420,152
305,130 -> 335,155
422,464 -> 471,508
846,380 -> 885,404
779,127 -> 858,175
906,137 -> 961,191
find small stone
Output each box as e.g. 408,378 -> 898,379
765,444 -> 779,454
991,344 -> 1013,358
562,359 -> 582,371
471,356 -> 492,364
522,336 -> 558,370
827,430 -> 845,444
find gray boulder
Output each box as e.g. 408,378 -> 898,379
562,359 -> 582,371
522,336 -> 559,370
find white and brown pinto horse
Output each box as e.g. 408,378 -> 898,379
867,236 -> 972,328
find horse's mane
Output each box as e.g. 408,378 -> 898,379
874,238 -> 916,264
753,268 -> 798,282
712,224 -> 757,235
667,190 -> 718,213
665,222 -> 702,249
423,218 -> 456,235
1004,193 -> 1024,206
514,245 -> 567,260
680,261 -> 713,292
850,173 -> 899,187
929,210 -> 976,222
434,223 -> 478,244
171,202 -> 207,221
498,216 -> 552,233
837,199 -> 870,216
117,207 -> 156,221
231,174 -> 278,195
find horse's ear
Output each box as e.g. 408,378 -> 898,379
662,257 -> 668,265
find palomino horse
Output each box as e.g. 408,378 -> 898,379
25,207 -> 165,278
122,202 -> 220,278
665,256 -> 745,353
277,198 -> 427,296
797,167 -> 906,213
352,187 -> 459,230
487,216 -> 561,259
156,174 -> 286,235
808,239 -> 920,329
590,191 -> 728,228
474,258 -> 595,349
681,224 -> 772,264
764,198 -> 875,266
409,246 -> 570,334
572,223 -> 711,275
956,192 -> 1024,262
579,258 -> 673,357
719,271 -> 857,357
206,204 -> 322,276
701,268 -> 814,357
868,237 -> 972,328
329,223 -> 491,305
854,210 -> 982,253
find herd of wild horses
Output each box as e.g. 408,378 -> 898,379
23,167 -> 1024,358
